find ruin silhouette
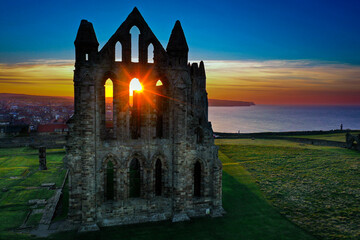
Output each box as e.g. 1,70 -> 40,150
65,7 -> 224,231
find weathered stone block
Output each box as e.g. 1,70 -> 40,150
39,146 -> 47,170
172,213 -> 190,222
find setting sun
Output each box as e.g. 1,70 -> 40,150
129,78 -> 143,106
129,78 -> 143,96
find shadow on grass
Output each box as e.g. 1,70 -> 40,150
49,171 -> 314,240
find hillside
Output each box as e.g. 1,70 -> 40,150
0,93 -> 73,105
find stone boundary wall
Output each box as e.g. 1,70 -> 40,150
215,130 -> 360,150
215,129 -> 359,139
0,134 -> 67,149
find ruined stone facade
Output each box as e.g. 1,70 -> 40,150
65,8 -> 223,231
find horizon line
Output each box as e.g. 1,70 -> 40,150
2,92 -> 360,107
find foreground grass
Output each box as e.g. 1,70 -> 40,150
50,154 -> 313,240
217,138 -> 360,239
2,138 -> 358,239
0,147 -> 66,240
0,146 -> 314,240
285,131 -> 360,142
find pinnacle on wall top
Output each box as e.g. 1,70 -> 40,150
74,19 -> 99,47
166,20 -> 189,53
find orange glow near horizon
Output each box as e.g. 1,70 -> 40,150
1,60 -> 360,105
0,61 -> 74,97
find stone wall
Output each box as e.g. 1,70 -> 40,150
0,134 -> 66,149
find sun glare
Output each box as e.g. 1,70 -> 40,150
129,78 -> 143,96
129,78 -> 143,107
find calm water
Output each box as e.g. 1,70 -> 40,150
209,105 -> 360,133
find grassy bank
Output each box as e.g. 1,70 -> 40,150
217,138 -> 360,239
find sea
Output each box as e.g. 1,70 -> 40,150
208,105 -> 360,133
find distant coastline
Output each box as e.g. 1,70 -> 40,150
0,93 -> 255,107
208,99 -> 255,107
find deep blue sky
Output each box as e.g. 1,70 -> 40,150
0,0 -> 360,64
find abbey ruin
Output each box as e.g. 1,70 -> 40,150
65,8 -> 224,231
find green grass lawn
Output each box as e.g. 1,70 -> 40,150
50,172 -> 314,240
1,138 -> 358,239
217,138 -> 360,240
285,131 -> 360,142
0,145 -> 315,240
0,147 -> 66,240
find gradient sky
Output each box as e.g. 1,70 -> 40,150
0,0 -> 360,105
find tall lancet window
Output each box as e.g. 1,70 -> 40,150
155,159 -> 162,196
129,159 -> 141,198
104,79 -> 114,129
156,80 -> 163,138
148,43 -> 154,63
194,161 -> 201,197
105,161 -> 115,200
129,78 -> 143,139
130,26 -> 140,62
115,41 -> 122,61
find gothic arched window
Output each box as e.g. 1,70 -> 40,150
115,41 -> 122,61
130,26 -> 140,62
129,78 -> 143,139
155,80 -> 164,138
104,79 -> 114,130
148,43 -> 154,63
155,159 -> 162,196
105,161 -> 115,200
129,159 -> 141,198
194,161 -> 201,197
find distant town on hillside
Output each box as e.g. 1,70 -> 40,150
0,93 -> 73,136
0,93 -> 254,136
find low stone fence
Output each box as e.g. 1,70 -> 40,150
215,130 -> 354,139
0,134 -> 67,149
215,130 -> 360,150
275,137 -> 347,148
